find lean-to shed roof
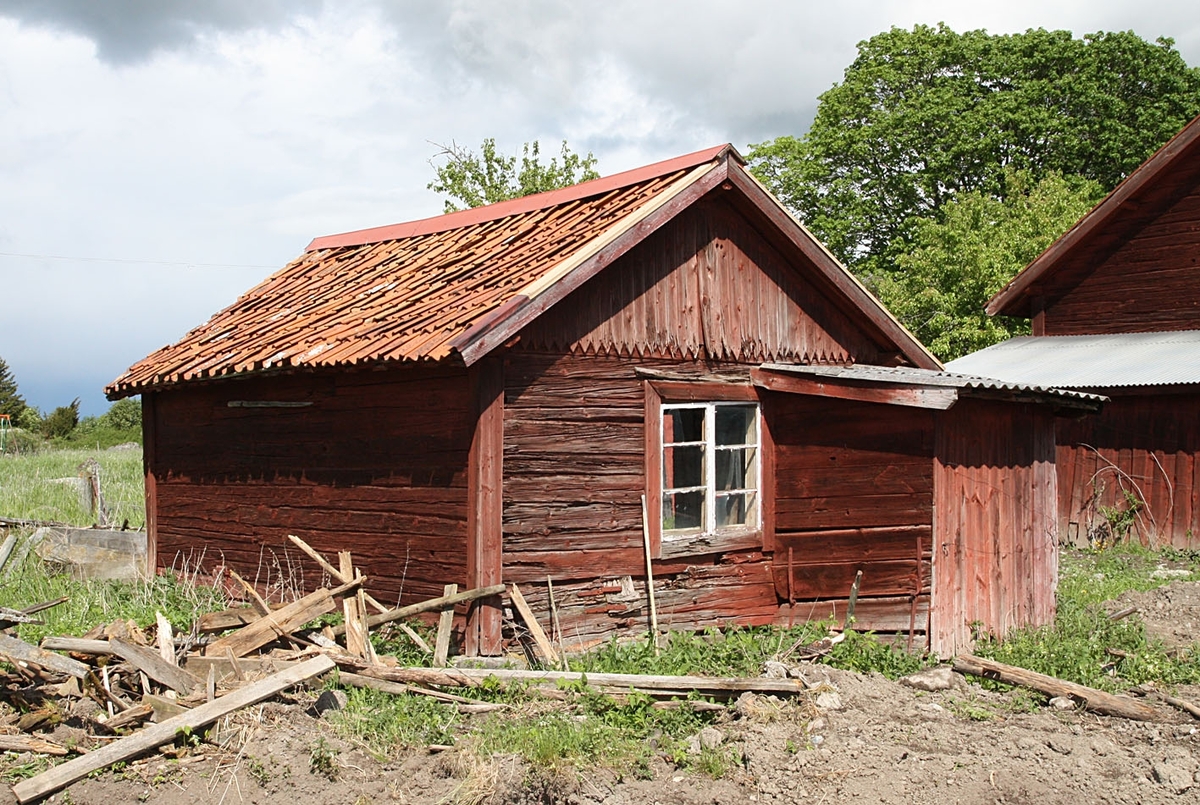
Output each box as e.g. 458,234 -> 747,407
945,331 -> 1200,389
107,145 -> 937,399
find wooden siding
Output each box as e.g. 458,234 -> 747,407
519,196 -> 887,365
770,395 -> 934,638
932,400 -> 1057,655
502,351 -> 787,639
1057,390 -> 1200,549
150,366 -> 472,605
1042,184 -> 1200,335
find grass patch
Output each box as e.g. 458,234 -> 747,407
575,623 -> 931,680
0,534 -> 226,643
973,546 -> 1200,691
0,447 -> 145,528
330,685 -> 460,755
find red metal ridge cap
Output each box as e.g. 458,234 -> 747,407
305,144 -> 739,252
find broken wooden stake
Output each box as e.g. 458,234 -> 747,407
433,584 -> 458,668
845,569 -> 863,628
155,612 -> 175,666
205,579 -> 360,659
340,553 -> 367,658
953,654 -> 1165,721
12,654 -> 335,804
509,583 -> 560,668
0,735 -> 69,756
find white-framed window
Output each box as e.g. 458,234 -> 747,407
661,402 -> 760,539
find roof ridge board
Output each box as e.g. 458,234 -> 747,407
987,112 -> 1200,316
306,151 -> 727,251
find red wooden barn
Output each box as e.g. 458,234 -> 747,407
950,114 -> 1200,549
108,145 -> 1099,656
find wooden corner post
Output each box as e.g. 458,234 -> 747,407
465,358 -> 504,655
141,393 -> 158,576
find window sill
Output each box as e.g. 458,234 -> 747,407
659,527 -> 763,559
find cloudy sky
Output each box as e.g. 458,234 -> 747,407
1,1 -> 1198,416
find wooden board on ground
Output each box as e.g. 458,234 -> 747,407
11,654 -> 335,804
0,633 -> 89,679
954,654 -> 1165,721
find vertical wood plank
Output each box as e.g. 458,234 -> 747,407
141,393 -> 158,576
340,552 -> 365,658
466,358 -> 504,656
759,391 -> 776,555
643,380 -> 663,558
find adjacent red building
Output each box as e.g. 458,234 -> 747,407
952,114 -> 1200,549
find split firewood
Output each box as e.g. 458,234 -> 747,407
100,703 -> 154,731
12,654 -> 336,804
953,654 -> 1166,721
432,584 -> 458,668
509,584 -> 560,668
205,579 -> 360,659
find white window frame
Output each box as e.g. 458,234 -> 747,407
661,401 -> 761,541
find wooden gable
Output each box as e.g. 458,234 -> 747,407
516,195 -> 897,365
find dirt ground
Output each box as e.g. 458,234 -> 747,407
7,581 -> 1200,805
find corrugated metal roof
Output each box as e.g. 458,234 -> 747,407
106,149 -> 727,398
759,363 -> 1108,405
945,331 -> 1200,389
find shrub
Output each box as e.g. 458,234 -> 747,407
41,399 -> 80,439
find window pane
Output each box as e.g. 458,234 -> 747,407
715,405 -> 756,446
664,445 -> 704,489
715,492 -> 757,528
715,447 -> 757,491
664,491 -> 704,531
665,406 -> 704,443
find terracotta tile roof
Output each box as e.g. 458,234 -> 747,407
107,146 -> 730,398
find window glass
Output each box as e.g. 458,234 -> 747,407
661,400 -> 759,538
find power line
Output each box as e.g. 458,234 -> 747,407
0,251 -> 276,269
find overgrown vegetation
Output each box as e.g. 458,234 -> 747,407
0,531 -> 227,645
974,546 -> 1200,691
0,447 -> 145,527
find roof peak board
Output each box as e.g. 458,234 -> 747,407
306,144 -> 737,252
987,113 -> 1200,318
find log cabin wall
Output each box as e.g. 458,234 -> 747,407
932,399 -> 1058,655
147,365 -> 473,605
1042,184 -> 1200,335
500,195 -> 914,648
1056,388 -> 1200,549
769,394 -> 935,638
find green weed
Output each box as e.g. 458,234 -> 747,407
309,737 -> 339,781
329,686 -> 459,757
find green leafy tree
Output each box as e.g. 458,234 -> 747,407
41,398 -> 80,439
747,25 -> 1200,277
875,171 -> 1103,360
0,356 -> 26,420
428,139 -> 600,212
99,398 -> 141,431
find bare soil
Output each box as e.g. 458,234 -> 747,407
5,584 -> 1200,805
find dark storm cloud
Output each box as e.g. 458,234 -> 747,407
0,0 -> 323,63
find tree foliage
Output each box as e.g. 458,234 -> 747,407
875,171 -> 1103,360
747,25 -> 1200,277
428,139 -> 600,212
0,357 -> 26,420
41,398 -> 80,439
